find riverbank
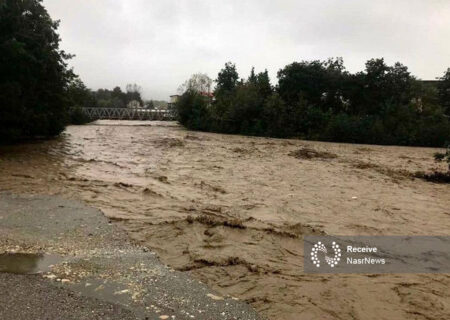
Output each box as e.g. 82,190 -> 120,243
0,193 -> 261,320
1,120 -> 449,319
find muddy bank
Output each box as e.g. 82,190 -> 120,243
0,120 -> 449,319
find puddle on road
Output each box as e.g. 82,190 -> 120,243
70,279 -> 152,319
0,253 -> 63,274
71,279 -> 133,306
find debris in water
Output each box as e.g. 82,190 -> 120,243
289,147 -> 337,160
114,289 -> 129,295
207,293 -> 224,300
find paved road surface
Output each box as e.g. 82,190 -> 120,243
0,193 -> 262,320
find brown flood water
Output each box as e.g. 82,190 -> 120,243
1,120 -> 449,320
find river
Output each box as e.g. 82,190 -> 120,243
1,120 -> 449,320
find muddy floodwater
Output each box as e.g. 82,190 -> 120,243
1,120 -> 449,320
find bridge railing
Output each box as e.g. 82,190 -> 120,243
80,107 -> 177,121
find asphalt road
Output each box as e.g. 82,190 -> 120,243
0,273 -> 140,320
0,193 -> 262,320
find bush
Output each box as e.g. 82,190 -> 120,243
176,90 -> 211,131
68,106 -> 91,125
434,146 -> 450,170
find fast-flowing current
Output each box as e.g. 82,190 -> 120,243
1,120 -> 449,320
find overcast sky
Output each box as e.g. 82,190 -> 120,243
44,0 -> 450,100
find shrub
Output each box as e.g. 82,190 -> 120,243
176,90 -> 211,131
68,106 -> 90,125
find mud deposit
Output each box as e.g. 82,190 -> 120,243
1,120 -> 449,320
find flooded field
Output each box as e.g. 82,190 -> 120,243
1,120 -> 449,320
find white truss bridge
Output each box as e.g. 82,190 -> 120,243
81,107 -> 176,121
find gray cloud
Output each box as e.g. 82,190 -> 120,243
44,0 -> 450,100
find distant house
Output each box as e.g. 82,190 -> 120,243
199,91 -> 214,99
168,92 -> 214,109
170,95 -> 180,104
127,100 -> 141,109
200,91 -> 214,107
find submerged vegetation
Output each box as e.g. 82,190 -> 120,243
177,60 -> 450,148
416,147 -> 450,183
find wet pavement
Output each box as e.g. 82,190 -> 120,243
0,252 -> 63,274
0,273 -> 140,320
0,193 -> 262,320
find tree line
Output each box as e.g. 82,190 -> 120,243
177,59 -> 450,147
67,81 -> 168,110
0,0 -> 167,141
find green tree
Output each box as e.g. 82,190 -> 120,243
111,86 -> 126,107
215,62 -> 239,97
277,58 -> 348,112
125,83 -> 143,105
176,90 -> 211,130
0,0 -> 75,142
66,77 -> 93,125
229,83 -> 263,134
355,59 -> 415,114
255,69 -> 272,99
248,67 -> 257,84
66,78 -> 92,108
178,73 -> 212,94
438,68 -> 450,115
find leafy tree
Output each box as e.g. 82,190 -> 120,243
215,62 -> 239,97
255,69 -> 272,99
178,73 -> 212,94
277,58 -> 348,112
0,0 -> 75,142
66,77 -> 93,124
176,90 -> 211,130
111,86 -> 126,107
355,59 -> 415,114
66,77 -> 93,108
125,83 -> 143,105
248,67 -> 257,84
438,68 -> 450,115
262,93 -> 305,138
229,83 -> 263,134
